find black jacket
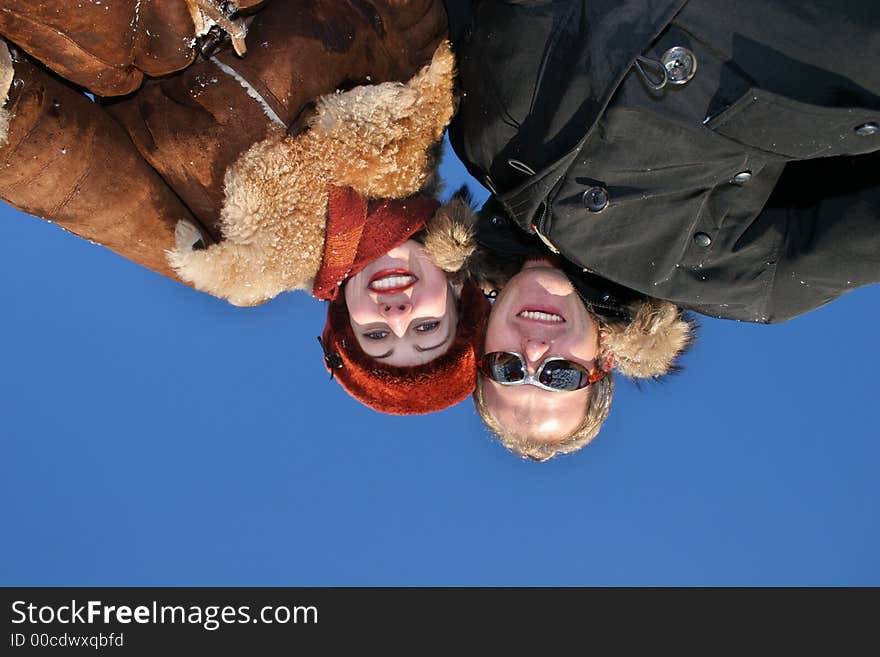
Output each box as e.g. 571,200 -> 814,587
447,0 -> 880,322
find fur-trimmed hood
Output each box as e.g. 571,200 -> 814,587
601,298 -> 695,379
167,41 -> 457,307
0,0 -> 454,289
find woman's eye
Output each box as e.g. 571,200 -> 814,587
415,321 -> 440,333
364,330 -> 389,340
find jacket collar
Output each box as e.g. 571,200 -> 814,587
475,200 -> 637,323
493,0 -> 689,232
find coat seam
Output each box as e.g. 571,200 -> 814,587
1,8 -> 143,73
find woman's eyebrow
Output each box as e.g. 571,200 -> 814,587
414,341 -> 448,353
414,323 -> 455,353
371,349 -> 395,359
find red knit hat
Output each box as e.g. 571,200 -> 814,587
314,186 -> 488,415
313,187 -> 440,301
319,279 -> 489,414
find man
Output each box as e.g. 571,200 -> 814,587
474,258 -> 614,461
471,252 -> 693,460
448,0 -> 879,457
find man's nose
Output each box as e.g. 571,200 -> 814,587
380,302 -> 413,337
523,339 -> 550,371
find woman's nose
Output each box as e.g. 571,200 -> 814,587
523,339 -> 550,370
380,302 -> 413,317
380,302 -> 413,337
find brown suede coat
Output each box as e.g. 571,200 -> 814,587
0,0 -> 447,283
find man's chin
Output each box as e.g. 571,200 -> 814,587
484,381 -> 589,442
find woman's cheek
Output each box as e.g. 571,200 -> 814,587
414,279 -> 450,318
344,285 -> 375,325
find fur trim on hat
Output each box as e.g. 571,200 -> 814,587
167,41 -> 456,306
601,298 -> 695,379
423,194 -> 477,274
0,40 -> 14,146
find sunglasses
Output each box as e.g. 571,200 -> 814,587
477,351 -> 605,392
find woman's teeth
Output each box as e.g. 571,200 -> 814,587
518,310 -> 565,322
370,275 -> 416,290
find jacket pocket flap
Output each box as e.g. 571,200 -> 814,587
706,88 -> 879,159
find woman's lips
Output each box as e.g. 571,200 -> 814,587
368,269 -> 418,294
516,306 -> 566,324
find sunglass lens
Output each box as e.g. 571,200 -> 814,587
539,361 -> 590,391
486,352 -> 526,383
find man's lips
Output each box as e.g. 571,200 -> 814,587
516,306 -> 566,324
368,269 -> 418,294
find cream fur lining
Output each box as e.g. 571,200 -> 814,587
0,39 -> 14,146
0,106 -> 9,147
167,42 -> 457,307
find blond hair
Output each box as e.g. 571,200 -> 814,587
473,369 -> 614,462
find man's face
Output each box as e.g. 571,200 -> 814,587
482,260 -> 600,441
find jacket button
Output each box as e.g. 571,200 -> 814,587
732,171 -> 752,185
583,186 -> 609,213
854,122 -> 879,136
490,215 -> 504,228
694,232 -> 712,247
661,46 -> 697,85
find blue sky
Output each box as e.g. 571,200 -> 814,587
1,139 -> 878,586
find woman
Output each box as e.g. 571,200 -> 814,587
0,0 -> 486,415
315,188 -> 489,414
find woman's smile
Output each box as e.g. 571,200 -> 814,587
369,269 -> 418,294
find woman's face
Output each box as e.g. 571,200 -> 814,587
345,240 -> 458,366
